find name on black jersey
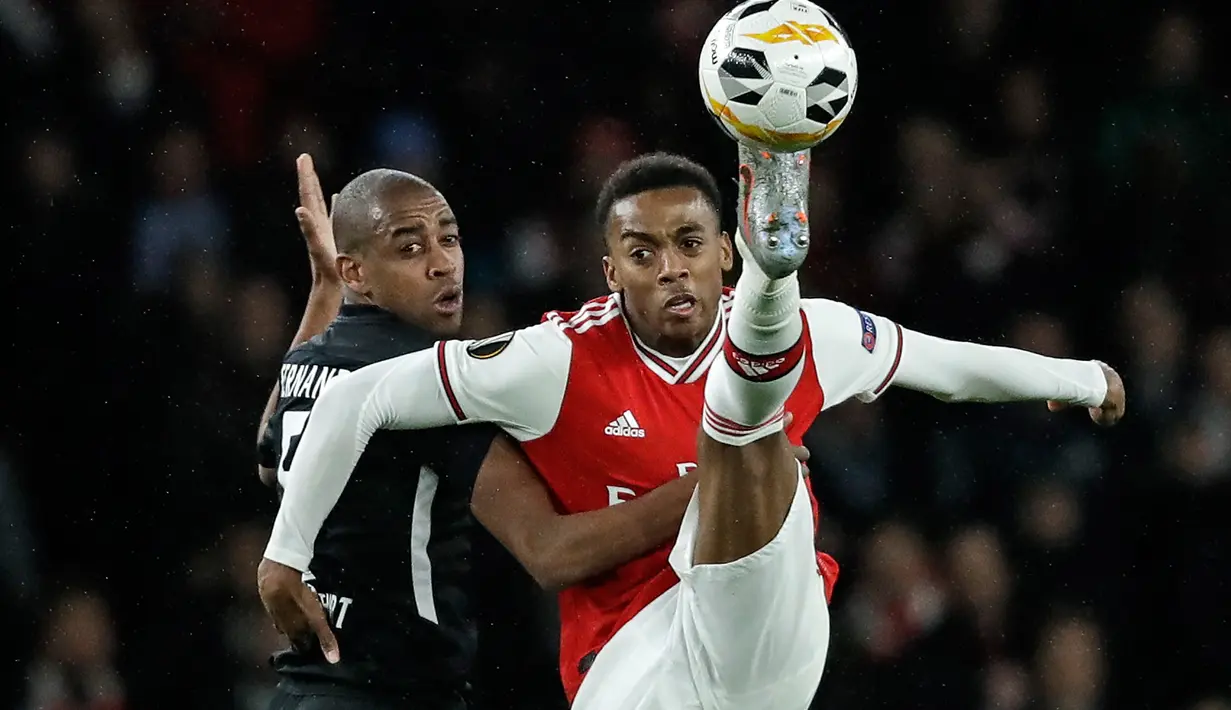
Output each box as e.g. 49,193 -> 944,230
280,363 -> 350,400
305,580 -> 356,629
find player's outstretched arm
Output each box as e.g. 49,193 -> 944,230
257,346 -> 461,662
892,328 -> 1126,425
264,323 -> 569,572
265,349 -> 460,570
257,153 -> 342,486
472,435 -> 696,592
258,325 -> 567,658
471,417 -> 811,591
801,299 -> 1125,426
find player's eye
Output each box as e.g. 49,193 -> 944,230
440,234 -> 461,246
630,248 -> 651,261
401,243 -> 424,255
681,237 -> 703,250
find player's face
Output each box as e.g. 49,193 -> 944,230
342,187 -> 465,335
602,187 -> 732,356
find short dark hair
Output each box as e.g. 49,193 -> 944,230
332,168 -> 438,254
594,152 -> 723,233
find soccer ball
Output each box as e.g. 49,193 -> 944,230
698,0 -> 858,152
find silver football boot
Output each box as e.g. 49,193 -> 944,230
734,143 -> 811,279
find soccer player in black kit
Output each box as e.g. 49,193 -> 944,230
256,156 -> 495,710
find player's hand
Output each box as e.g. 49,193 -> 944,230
1047,361 -> 1125,427
294,153 -> 340,287
784,412 -> 811,476
257,557 -> 340,664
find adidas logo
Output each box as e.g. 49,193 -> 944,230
604,410 -> 646,438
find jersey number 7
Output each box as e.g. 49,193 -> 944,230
280,411 -> 311,474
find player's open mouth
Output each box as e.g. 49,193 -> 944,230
663,293 -> 698,317
434,287 -> 463,316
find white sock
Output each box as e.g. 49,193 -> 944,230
702,234 -> 806,446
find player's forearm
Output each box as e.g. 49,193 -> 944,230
535,476 -> 697,591
265,350 -> 456,570
893,329 -> 1107,406
258,385 -> 280,449
292,282 -> 343,350
257,381 -> 283,486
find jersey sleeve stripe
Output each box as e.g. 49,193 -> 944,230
872,322 -> 904,396
435,341 -> 468,421
703,403 -> 785,435
546,297 -> 621,332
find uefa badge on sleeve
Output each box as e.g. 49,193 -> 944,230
465,332 -> 515,360
856,310 -> 877,353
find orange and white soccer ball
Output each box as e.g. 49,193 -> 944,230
699,0 -> 858,152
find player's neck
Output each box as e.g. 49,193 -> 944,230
343,288 -> 371,306
626,308 -> 718,359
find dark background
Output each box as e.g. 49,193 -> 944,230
2,0 -> 1230,708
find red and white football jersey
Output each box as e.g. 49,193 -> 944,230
435,289 -> 903,700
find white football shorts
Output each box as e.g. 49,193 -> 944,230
572,469 -> 830,710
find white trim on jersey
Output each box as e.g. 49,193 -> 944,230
622,291 -> 734,385
546,297 -> 622,334
410,465 -> 439,624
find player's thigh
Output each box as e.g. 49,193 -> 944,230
668,472 -> 830,706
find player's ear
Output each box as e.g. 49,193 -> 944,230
602,255 -> 621,293
718,231 -> 733,272
338,253 -> 365,294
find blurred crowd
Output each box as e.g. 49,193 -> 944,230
2,0 -> 1229,709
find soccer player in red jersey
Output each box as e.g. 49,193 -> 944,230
261,150 -> 1125,710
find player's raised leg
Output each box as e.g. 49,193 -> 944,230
667,145 -> 828,709
695,144 -> 812,566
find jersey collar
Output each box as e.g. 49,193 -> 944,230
338,303 -> 398,321
621,291 -> 732,385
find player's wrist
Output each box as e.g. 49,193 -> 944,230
1085,360 -> 1110,408
262,546 -> 312,574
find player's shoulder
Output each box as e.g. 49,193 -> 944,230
540,294 -> 634,358
800,296 -> 859,323
279,335 -> 368,382
800,296 -> 902,401
441,321 -> 573,438
542,293 -> 624,332
801,297 -> 887,336
286,315 -> 435,371
450,320 -> 573,375
801,297 -> 894,355
274,341 -> 352,405
282,335 -> 352,370
327,308 -> 437,365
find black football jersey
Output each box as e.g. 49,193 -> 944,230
258,303 -> 497,701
